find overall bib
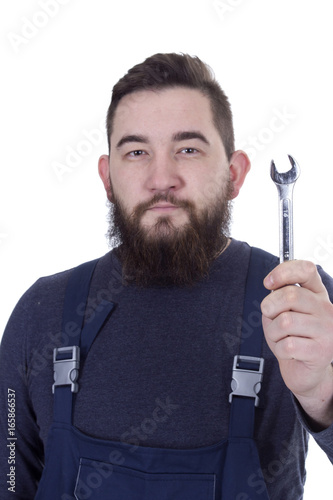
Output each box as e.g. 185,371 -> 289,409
35,248 -> 273,500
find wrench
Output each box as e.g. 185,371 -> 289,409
270,155 -> 300,263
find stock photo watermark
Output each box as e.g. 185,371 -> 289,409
239,107 -> 296,161
7,0 -> 72,53
65,454 -> 124,500
61,396 -> 180,500
201,105 -> 296,205
51,119 -> 105,182
5,389 -> 16,493
120,397 -> 180,453
224,299 -> 262,355
0,233 -> 8,246
304,234 -> 333,267
212,0 -> 246,21
17,268 -> 124,385
238,435 -> 303,499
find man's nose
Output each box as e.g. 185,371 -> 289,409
145,153 -> 184,194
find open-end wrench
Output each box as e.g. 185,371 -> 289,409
270,155 -> 300,263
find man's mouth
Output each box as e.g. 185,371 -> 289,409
147,202 -> 179,212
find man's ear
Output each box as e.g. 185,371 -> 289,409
228,150 -> 251,199
98,154 -> 114,202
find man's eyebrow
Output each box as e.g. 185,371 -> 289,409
116,134 -> 149,149
116,131 -> 210,149
172,131 -> 210,145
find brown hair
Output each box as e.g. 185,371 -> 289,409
106,53 -> 235,160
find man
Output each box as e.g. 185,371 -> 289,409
0,53 -> 332,499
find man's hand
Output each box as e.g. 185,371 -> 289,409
261,260 -> 333,430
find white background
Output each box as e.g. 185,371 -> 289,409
0,0 -> 332,497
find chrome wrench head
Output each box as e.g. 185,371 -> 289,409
270,155 -> 300,186
270,155 -> 300,262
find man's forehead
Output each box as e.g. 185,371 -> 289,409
111,87 -> 214,137
118,86 -> 208,107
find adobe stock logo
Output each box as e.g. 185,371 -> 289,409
7,0 -> 72,53
304,234 -> 333,266
51,120 -> 106,182
212,0 -> 245,21
0,233 -> 8,246
238,107 -> 296,161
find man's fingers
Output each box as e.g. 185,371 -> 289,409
262,313 -> 333,365
272,335 -> 315,362
261,285 -> 321,319
264,260 -> 327,295
262,310 -> 319,340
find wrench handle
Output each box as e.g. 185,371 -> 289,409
279,196 -> 294,262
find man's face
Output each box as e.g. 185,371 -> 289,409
99,87 -> 249,286
108,87 -> 231,232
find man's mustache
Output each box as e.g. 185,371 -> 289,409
133,193 -> 194,218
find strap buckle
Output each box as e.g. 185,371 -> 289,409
229,355 -> 264,407
52,346 -> 80,393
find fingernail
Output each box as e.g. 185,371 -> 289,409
264,273 -> 274,288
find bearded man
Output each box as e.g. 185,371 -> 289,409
1,53 -> 333,500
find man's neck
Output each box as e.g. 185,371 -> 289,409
213,237 -> 231,260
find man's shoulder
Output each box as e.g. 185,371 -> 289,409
242,241 -> 333,301
250,245 -> 279,271
226,239 -> 279,270
2,251 -> 116,345
15,251 -> 115,314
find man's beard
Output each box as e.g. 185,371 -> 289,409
107,182 -> 233,287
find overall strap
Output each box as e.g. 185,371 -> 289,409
52,258 -> 115,424
228,247 -> 277,439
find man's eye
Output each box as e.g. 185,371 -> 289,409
180,147 -> 198,154
128,150 -> 146,157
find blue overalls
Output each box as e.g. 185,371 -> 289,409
35,248 -> 274,500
